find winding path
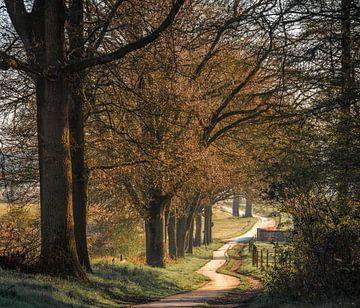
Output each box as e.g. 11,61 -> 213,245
133,216 -> 275,308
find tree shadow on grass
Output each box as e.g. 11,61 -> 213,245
0,281 -> 73,307
88,263 -> 184,304
0,262 -> 196,307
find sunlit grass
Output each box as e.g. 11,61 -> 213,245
0,205 -> 257,307
0,203 -> 8,216
0,242 -> 223,307
0,202 -> 39,217
212,207 -> 258,240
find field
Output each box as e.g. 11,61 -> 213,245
212,206 -> 257,240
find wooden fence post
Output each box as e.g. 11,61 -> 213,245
274,247 -> 277,268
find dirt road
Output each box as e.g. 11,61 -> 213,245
132,216 -> 275,308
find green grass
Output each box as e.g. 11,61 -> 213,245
0,242 -> 222,308
212,207 -> 257,240
219,242 -> 278,282
1,205 -> 257,307
240,242 -> 275,280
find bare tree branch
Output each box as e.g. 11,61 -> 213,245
93,0 -> 127,50
0,52 -> 40,75
4,0 -> 32,47
68,0 -> 185,72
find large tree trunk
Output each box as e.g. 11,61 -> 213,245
232,196 -> 240,217
37,1 -> 86,280
69,80 -> 91,273
167,209 -> 177,259
37,77 -> 85,279
194,210 -> 202,247
203,206 -> 212,245
245,198 -> 253,217
68,0 -> 92,273
145,192 -> 169,267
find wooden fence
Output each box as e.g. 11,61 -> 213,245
249,239 -> 292,269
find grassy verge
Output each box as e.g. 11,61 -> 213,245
0,205 -> 258,307
218,242 -> 278,283
0,241 -> 222,308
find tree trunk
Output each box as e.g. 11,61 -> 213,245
37,1 -> 86,280
232,196 -> 240,217
164,207 -> 169,259
69,81 -> 91,273
176,199 -> 199,257
145,192 -> 169,267
335,0 -> 353,209
245,198 -> 253,217
187,219 -> 194,254
194,210 -> 202,247
167,210 -> 177,259
176,216 -> 187,258
203,206 -> 212,245
67,0 -> 92,273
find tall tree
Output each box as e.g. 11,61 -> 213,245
1,0 -> 185,278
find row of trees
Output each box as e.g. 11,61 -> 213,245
0,0 -> 283,279
2,2 -> 359,301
